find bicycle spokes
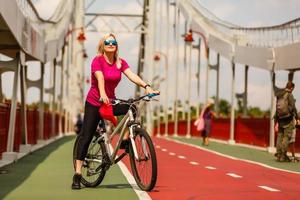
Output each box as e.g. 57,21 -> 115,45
133,135 -> 152,184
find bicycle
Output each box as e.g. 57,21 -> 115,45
73,93 -> 159,191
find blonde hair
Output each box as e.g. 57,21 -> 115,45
97,33 -> 122,68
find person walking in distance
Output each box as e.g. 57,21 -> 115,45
199,98 -> 214,146
274,81 -> 300,162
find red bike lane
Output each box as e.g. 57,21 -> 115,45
121,137 -> 300,200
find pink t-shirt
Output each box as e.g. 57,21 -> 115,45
86,55 -> 129,106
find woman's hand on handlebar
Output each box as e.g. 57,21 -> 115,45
145,86 -> 160,95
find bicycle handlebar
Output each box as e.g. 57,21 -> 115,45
99,93 -> 160,105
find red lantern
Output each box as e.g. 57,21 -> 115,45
77,30 -> 86,43
184,29 -> 194,42
154,54 -> 160,61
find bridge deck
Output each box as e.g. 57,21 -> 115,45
0,135 -> 299,200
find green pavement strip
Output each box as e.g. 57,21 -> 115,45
0,136 -> 138,200
170,136 -> 300,173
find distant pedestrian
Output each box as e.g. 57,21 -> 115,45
274,81 -> 300,162
74,113 -> 83,135
195,98 -> 214,145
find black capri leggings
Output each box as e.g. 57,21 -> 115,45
75,101 -> 136,160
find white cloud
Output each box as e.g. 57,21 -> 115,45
102,1 -> 142,14
211,4 -> 236,19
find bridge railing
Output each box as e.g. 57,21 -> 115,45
0,103 -> 72,159
190,0 -> 300,47
153,117 -> 300,153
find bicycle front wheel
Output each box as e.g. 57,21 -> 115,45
73,135 -> 107,187
129,127 -> 157,191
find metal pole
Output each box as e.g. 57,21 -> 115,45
183,21 -> 187,121
268,70 -> 276,152
155,0 -> 162,137
7,54 -> 20,152
205,48 -> 210,103
146,0 -> 156,134
229,59 -> 236,144
173,6 -> 180,137
186,42 -> 192,138
39,62 -> 45,140
243,65 -> 249,116
215,53 -> 220,117
59,47 -> 65,135
52,59 -> 57,137
164,0 -> 170,137
20,63 -> 28,144
197,39 -> 201,117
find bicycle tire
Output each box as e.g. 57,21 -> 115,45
73,135 -> 107,187
128,127 -> 157,191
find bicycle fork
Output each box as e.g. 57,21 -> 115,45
129,125 -> 149,161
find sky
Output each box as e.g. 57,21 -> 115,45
1,0 -> 300,110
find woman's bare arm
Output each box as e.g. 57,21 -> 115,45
94,71 -> 109,104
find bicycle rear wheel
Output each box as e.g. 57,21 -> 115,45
129,127 -> 157,191
73,135 -> 107,187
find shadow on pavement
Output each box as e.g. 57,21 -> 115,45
95,183 -> 132,189
0,136 -> 74,199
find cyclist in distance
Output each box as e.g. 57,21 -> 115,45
72,33 -> 159,189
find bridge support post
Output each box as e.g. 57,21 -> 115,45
59,47 -> 66,136
173,6 -> 180,137
19,53 -> 30,153
52,59 -> 57,137
164,0 -> 170,137
38,62 -> 45,141
215,53 -> 220,116
194,38 -> 201,119
1,53 -> 20,161
243,65 -> 249,116
209,53 -> 220,116
268,71 -> 276,153
186,42 -> 192,138
205,48 -> 210,104
229,59 -> 236,145
145,0 -> 156,135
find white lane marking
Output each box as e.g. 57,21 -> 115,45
205,166 -> 216,170
109,145 -> 152,200
258,186 -> 280,192
161,148 -> 167,152
156,145 -> 160,148
165,137 -> 300,175
226,173 -> 242,178
178,155 -> 186,159
169,152 -> 176,156
190,161 -> 199,165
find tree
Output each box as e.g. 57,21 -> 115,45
248,106 -> 264,117
219,99 -> 230,117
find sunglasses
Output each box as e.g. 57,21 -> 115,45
104,39 -> 118,46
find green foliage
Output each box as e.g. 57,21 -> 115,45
248,106 -> 268,118
219,99 -> 230,117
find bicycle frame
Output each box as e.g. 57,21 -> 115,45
102,108 -> 140,165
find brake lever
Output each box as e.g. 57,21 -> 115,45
143,96 -> 151,101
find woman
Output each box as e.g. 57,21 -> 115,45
201,99 -> 214,145
72,33 -> 159,189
